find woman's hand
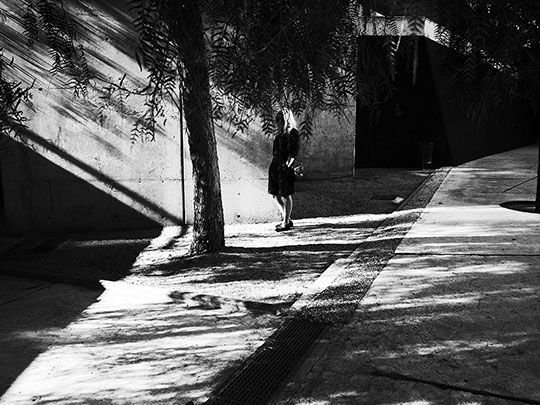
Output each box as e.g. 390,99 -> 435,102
285,156 -> 295,168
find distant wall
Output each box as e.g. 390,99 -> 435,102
299,106 -> 356,179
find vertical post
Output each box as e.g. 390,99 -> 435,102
179,79 -> 186,224
534,138 -> 540,214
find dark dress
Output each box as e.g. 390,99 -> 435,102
268,128 -> 300,196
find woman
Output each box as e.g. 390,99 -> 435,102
268,109 -> 300,232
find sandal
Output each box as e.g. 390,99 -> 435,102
275,220 -> 293,230
275,222 -> 292,232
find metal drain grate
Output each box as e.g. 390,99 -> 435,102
206,318 -> 327,405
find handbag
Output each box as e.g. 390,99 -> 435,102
293,163 -> 304,180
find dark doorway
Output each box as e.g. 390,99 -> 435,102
355,36 -> 535,169
355,36 -> 448,169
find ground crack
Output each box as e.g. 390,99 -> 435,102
372,368 -> 540,404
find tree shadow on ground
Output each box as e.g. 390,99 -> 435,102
126,213 -> 398,303
277,255 -> 540,405
0,286 -> 283,405
129,243 -> 358,303
0,278 -> 102,398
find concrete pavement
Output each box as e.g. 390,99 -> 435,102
1,145 -> 538,404
273,144 -> 540,404
0,191 -> 408,403
0,275 -> 101,399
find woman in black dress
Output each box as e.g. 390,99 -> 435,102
268,109 -> 300,232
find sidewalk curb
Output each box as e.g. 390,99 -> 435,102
289,167 -> 452,323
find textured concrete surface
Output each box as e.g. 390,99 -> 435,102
0,273 -> 286,405
0,168 -> 430,405
273,144 -> 540,405
1,145 -> 538,404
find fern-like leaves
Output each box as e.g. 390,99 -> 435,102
128,0 -> 363,140
0,49 -> 34,138
23,0 -> 91,97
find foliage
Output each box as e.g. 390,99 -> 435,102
6,0 -> 540,138
129,0 -> 362,139
430,0 -> 540,121
22,0 -> 91,97
97,73 -> 142,133
0,0 -> 91,137
365,1 -> 540,123
0,49 -> 34,138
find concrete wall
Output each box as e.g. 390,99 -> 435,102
0,0 -> 356,234
1,0 -> 184,234
182,120 -> 277,225
299,107 -> 356,179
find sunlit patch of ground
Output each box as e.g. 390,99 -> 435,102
126,214 -> 386,304
2,284 -> 282,404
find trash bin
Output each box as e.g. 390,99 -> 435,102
418,141 -> 433,169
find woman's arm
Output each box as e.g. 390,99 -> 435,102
286,129 -> 300,167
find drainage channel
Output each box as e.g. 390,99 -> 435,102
205,168 -> 452,404
205,318 -> 327,405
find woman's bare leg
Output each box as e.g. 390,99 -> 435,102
273,195 -> 285,222
284,195 -> 293,225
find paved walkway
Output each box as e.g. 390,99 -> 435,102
273,145 -> 540,404
1,145 -> 538,404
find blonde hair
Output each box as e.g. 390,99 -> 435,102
277,108 -> 297,133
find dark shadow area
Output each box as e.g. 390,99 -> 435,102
500,201 -> 540,214
0,161 -> 5,237
356,36 -> 535,169
0,204 -> 171,286
26,129 -> 180,229
0,276 -> 103,398
294,169 -> 430,218
0,131 -> 169,283
0,132 -> 174,235
133,242 -> 359,283
356,36 -> 449,169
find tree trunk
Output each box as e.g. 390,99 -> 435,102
177,0 -> 225,254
